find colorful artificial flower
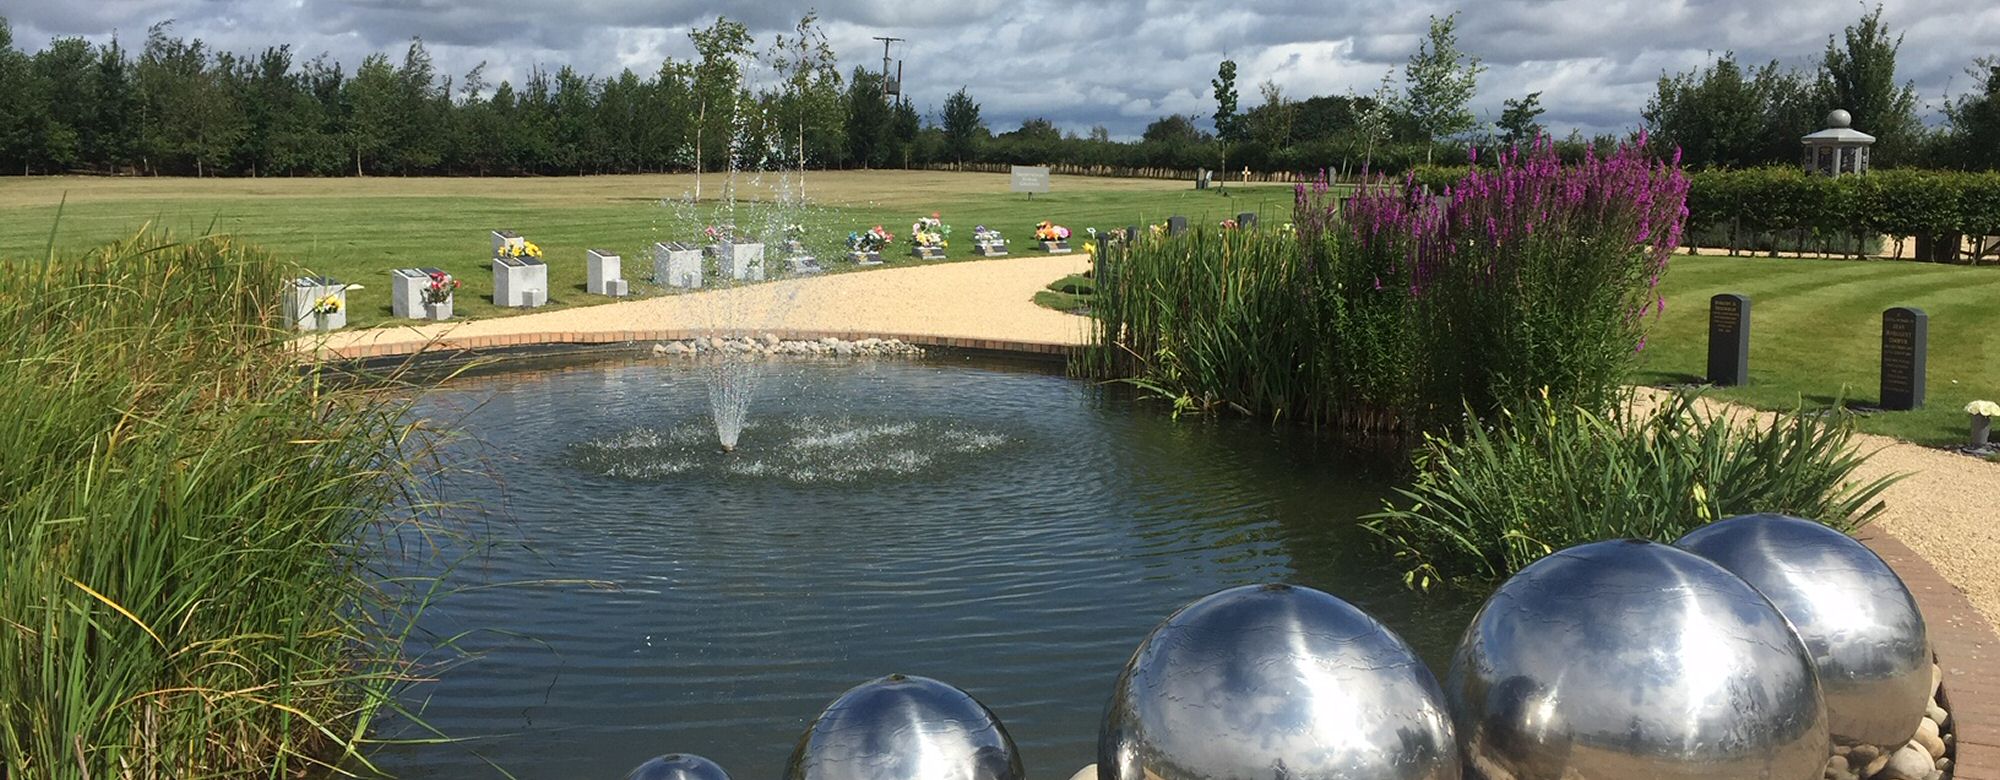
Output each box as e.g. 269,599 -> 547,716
1034,221 -> 1070,241
911,214 -> 952,248
311,294 -> 342,314
1967,400 -> 2000,417
422,271 -> 460,305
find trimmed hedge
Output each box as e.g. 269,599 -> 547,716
1410,165 -> 2000,257
1683,168 -> 2000,248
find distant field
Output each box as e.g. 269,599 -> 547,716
0,171 -> 1298,327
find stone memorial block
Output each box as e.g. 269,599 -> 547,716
653,241 -> 705,288
1167,216 -> 1188,236
586,249 -> 626,296
706,241 -> 765,281
973,239 -> 1009,257
490,229 -> 525,255
391,267 -> 445,319
1880,307 -> 1927,411
1237,212 -> 1258,229
1707,293 -> 1750,386
848,250 -> 883,266
1038,239 -> 1071,254
492,255 -> 548,307
790,256 -> 825,274
284,276 -> 347,331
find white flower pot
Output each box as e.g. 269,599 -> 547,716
426,300 -> 453,320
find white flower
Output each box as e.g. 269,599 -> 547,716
1966,400 -> 2000,417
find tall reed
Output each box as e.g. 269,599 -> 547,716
1090,139 -> 1690,435
0,230 -> 435,778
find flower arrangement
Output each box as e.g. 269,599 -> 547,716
784,223 -> 806,240
848,225 -> 894,253
1219,218 -> 1240,230
1034,221 -> 1070,241
973,225 -> 1004,243
311,294 -> 342,315
911,212 -> 951,248
704,225 -> 738,244
499,240 -> 543,260
1967,401 -> 2000,417
422,271 -> 460,305
1150,222 -> 1169,237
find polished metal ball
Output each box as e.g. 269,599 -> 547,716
1098,583 -> 1459,780
625,753 -> 731,780
784,674 -> 1024,780
1675,513 -> 1931,747
1447,539 -> 1829,780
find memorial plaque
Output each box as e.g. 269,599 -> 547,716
1167,216 -> 1188,236
1237,212 -> 1258,229
1880,306 -> 1927,411
1009,165 -> 1050,195
1706,293 -> 1750,386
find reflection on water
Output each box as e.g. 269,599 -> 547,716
372,356 -> 1478,779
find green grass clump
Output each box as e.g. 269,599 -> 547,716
1033,273 -> 1097,313
0,229 -> 435,777
1364,391 -> 1901,590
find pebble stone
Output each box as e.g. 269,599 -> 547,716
649,335 -> 925,359
1827,670 -> 1956,780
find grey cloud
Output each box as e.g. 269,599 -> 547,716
5,0 -> 1996,140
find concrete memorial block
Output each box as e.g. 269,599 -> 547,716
972,240 -> 1008,257
1880,306 -> 1927,411
724,242 -> 765,281
1236,212 -> 1258,229
1038,239 -> 1070,254
284,276 -> 347,331
910,244 -> 947,260
586,249 -> 626,296
1167,216 -> 1188,236
1706,293 -> 1750,386
490,229 -> 525,255
492,255 -> 548,307
390,267 -> 445,319
653,241 -> 705,289
848,251 -> 883,266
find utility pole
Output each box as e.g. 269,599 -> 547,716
872,36 -> 904,99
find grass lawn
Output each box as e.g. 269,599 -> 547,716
1033,273 -> 1098,314
0,171 -> 1298,328
1639,253 -> 2000,446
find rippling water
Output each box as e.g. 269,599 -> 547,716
371,355 -> 1479,779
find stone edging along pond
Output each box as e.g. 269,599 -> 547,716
311,330 -> 1998,780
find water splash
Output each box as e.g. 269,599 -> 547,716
569,416 -> 1014,484
704,357 -> 758,452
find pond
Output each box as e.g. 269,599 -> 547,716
371,354 -> 1478,779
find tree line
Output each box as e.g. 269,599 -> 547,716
0,7 -> 1994,178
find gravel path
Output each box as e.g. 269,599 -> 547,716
318,254 -> 1095,353
321,256 -> 2000,630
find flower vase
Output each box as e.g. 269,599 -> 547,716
314,312 -> 330,333
1974,414 -> 1992,448
426,299 -> 453,320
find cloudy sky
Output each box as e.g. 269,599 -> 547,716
5,0 -> 1996,139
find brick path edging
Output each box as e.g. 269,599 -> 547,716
1864,531 -> 1995,779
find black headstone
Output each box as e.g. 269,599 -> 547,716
1706,293 -> 1750,386
1880,306 -> 1927,410
1167,216 -> 1188,236
1126,225 -> 1140,244
1236,212 -> 1257,228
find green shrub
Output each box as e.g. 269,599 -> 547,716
0,231 -> 438,777
1089,139 -> 1688,434
1364,391 -> 1901,590
1684,167 -> 2000,256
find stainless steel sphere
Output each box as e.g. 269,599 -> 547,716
625,753 -> 731,780
1675,513 -> 1931,747
1098,583 -> 1459,780
1447,539 -> 1829,780
784,674 -> 1024,780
